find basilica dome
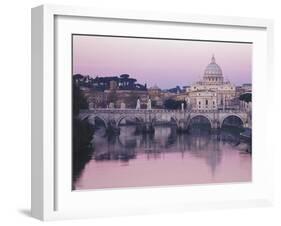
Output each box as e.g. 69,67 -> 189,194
204,55 -> 223,77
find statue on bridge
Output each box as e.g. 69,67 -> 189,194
147,98 -> 152,110
88,102 -> 94,110
120,102 -> 126,109
109,102 -> 115,109
136,98 -> 141,110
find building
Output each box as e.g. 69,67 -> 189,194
183,85 -> 191,92
186,55 -> 236,110
104,89 -> 148,109
79,87 -> 107,108
187,90 -> 217,110
242,83 -> 252,92
164,86 -> 182,94
148,85 -> 164,107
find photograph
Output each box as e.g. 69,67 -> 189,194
72,34 -> 252,190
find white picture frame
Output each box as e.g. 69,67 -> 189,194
31,4 -> 274,221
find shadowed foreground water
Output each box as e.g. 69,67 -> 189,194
74,126 -> 251,190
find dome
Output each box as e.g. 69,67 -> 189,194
149,84 -> 161,90
204,55 -> 223,77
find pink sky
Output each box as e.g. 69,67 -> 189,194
73,35 -> 252,89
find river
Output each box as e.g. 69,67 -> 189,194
74,125 -> 251,190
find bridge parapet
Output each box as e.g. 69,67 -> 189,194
190,109 -> 247,114
80,108 -> 247,116
80,108 -> 191,114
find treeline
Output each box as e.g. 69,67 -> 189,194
72,79 -> 95,188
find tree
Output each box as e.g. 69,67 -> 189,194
164,99 -> 186,109
72,78 -> 94,188
151,100 -> 157,108
72,79 -> 88,116
239,93 -> 252,103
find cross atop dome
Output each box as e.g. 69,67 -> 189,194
211,54 -> 216,64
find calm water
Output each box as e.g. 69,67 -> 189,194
74,126 -> 251,190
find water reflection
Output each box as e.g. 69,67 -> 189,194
74,125 -> 251,190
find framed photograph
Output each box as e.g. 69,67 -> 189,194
31,4 -> 274,221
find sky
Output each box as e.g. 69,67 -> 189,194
72,35 -> 252,89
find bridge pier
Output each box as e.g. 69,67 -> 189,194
210,127 -> 221,134
210,120 -> 221,134
176,120 -> 189,134
106,122 -> 120,136
140,122 -> 155,134
134,124 -> 143,134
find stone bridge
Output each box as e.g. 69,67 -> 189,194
79,108 -> 249,133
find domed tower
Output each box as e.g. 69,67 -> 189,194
203,55 -> 224,84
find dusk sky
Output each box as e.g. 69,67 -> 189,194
73,35 -> 252,89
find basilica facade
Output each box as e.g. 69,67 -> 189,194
186,55 -> 236,110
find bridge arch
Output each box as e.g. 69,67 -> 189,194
170,117 -> 179,126
116,115 -> 144,127
220,114 -> 244,128
89,115 -> 108,128
149,116 -> 180,127
189,115 -> 213,129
